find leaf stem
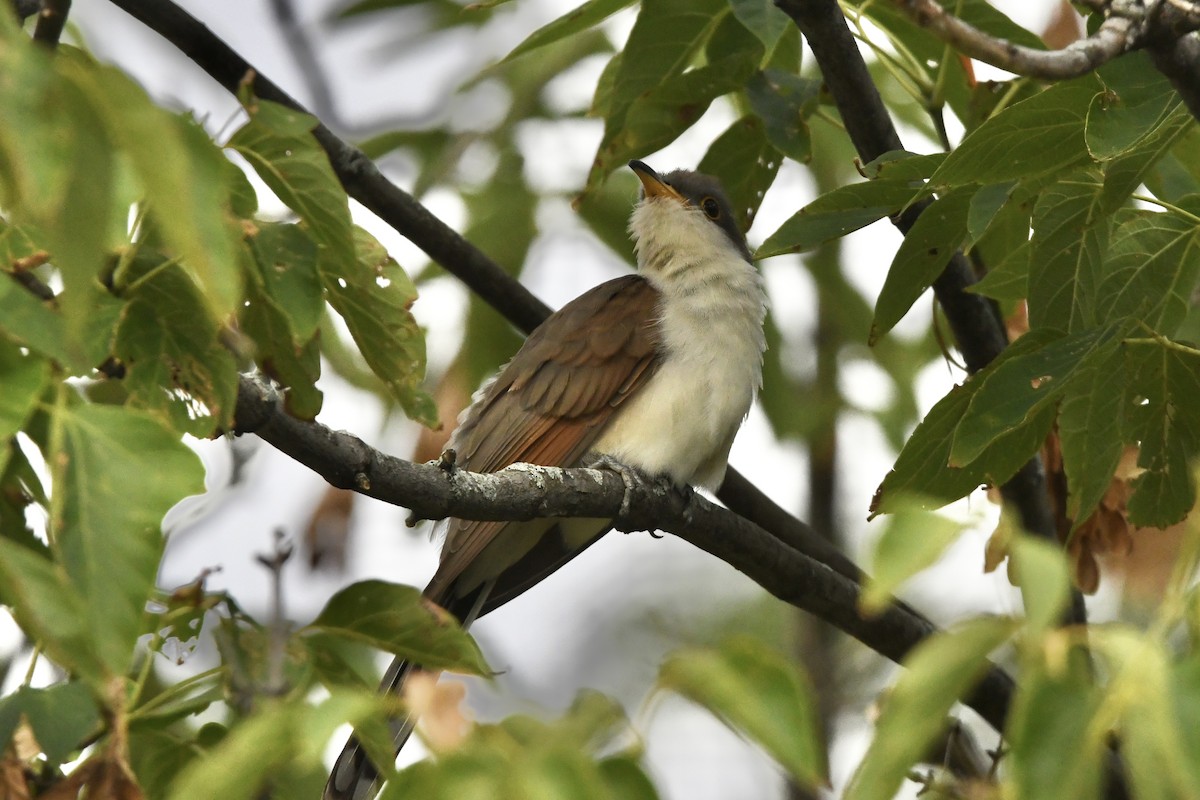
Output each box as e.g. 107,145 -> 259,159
1130,193 -> 1200,225
127,665 -> 223,721
22,644 -> 42,686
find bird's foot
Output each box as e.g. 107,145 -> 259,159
586,455 -> 695,532
670,481 -> 695,525
587,454 -> 642,518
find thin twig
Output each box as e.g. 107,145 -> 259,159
255,530 -> 294,698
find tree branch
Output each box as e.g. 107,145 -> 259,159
233,374 -> 1016,735
887,0 -> 1200,124
890,0 -> 1137,80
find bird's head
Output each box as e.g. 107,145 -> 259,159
627,160 -> 753,279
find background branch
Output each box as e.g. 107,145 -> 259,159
232,375 -> 1016,736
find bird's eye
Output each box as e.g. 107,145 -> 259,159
701,197 -> 721,219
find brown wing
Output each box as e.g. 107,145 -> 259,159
424,275 -> 662,606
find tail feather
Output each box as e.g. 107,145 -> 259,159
324,659 -> 419,800
324,581 -> 493,800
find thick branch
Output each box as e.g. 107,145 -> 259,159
892,0 -> 1136,79
233,375 -> 1015,734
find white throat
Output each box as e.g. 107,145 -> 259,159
591,197 -> 767,489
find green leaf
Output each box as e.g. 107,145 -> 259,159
950,325 -> 1125,467
1027,173 -> 1106,332
0,271 -> 68,363
845,617 -> 1017,800
113,254 -> 239,435
383,691 -> 643,800
1006,645 -> 1104,800
499,0 -> 634,64
930,77 -> 1099,189
0,340 -> 49,470
872,335 -> 1064,515
243,223 -> 325,418
698,115 -> 781,232
227,99 -> 355,275
728,0 -> 789,51
871,186 -> 973,343
241,285 -> 324,420
166,692 -> 380,800
321,226 -> 436,426
861,503 -> 963,614
1125,341 -> 1200,527
129,730 -> 201,800
758,179 -> 923,258
598,756 -> 660,800
1098,206 -> 1200,336
745,69 -> 820,162
56,404 -> 206,677
0,538 -> 106,682
968,238 -> 1031,304
0,682 -> 98,764
1086,52 -> 1183,161
303,580 -> 489,675
247,223 -> 323,344
658,638 -> 826,788
74,62 -> 243,318
22,69 -> 115,371
1008,536 -> 1070,635
1092,628 -> 1200,799
1169,657 -> 1200,794
1145,124 -> 1200,205
590,49 -> 758,186
586,0 -> 725,187
965,180 -> 1018,247
1058,342 -> 1126,528
860,151 -> 947,182
1101,104 -> 1195,209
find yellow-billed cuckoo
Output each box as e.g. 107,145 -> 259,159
326,161 -> 767,800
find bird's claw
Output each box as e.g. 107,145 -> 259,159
587,454 -> 640,518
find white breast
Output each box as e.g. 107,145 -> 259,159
591,199 -> 766,490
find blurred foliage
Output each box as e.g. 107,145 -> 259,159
2,0 -> 1200,798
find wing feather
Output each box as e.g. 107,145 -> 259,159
425,275 -> 662,605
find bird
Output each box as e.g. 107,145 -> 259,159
325,160 -> 767,800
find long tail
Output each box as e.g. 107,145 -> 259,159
324,581 -> 494,800
324,657 -> 420,800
